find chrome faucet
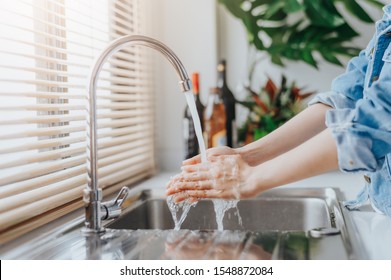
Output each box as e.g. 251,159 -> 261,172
83,35 -> 191,234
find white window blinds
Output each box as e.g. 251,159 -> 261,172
0,0 -> 155,243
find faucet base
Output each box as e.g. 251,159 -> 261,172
81,227 -> 106,236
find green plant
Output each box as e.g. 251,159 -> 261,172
237,76 -> 313,144
219,0 -> 384,68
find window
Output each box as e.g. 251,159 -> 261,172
0,0 -> 154,243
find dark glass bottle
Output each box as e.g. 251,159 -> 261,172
217,59 -> 236,147
183,72 -> 205,159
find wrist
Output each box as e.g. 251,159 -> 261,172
239,164 -> 271,198
249,161 -> 278,196
235,142 -> 264,166
235,146 -> 247,157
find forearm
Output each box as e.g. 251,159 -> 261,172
237,103 -> 331,166
248,128 -> 339,195
167,127 -> 339,202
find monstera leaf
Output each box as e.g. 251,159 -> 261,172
219,0 -> 384,68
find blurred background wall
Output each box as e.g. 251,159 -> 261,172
147,0 -> 385,172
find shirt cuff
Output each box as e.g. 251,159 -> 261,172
326,109 -> 379,172
308,91 -> 356,110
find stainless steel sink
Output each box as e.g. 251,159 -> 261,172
107,190 -> 330,231
1,186 -> 366,260
107,187 -> 340,231
104,187 -> 366,259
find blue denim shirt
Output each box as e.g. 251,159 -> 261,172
309,5 -> 391,217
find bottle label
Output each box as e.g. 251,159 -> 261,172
212,129 -> 227,147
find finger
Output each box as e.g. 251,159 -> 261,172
182,155 -> 201,166
211,154 -> 239,164
188,197 -> 199,204
166,174 -> 180,188
165,173 -> 184,188
173,189 -> 228,201
172,192 -> 190,203
186,189 -> 223,199
182,164 -> 231,180
166,172 -> 211,187
181,164 -> 210,173
183,148 -> 224,165
175,191 -> 199,202
180,171 -> 211,181
166,180 -> 213,195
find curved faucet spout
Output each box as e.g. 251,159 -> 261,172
83,35 -> 191,234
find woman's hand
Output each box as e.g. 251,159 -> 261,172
166,128 -> 339,204
182,146 -> 238,166
166,154 -> 258,202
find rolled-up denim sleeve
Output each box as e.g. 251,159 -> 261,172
326,72 -> 391,172
308,50 -> 368,110
313,44 -> 391,172
307,90 -> 356,110
308,48 -> 391,172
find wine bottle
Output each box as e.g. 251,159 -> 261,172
204,87 -> 227,148
183,72 -> 205,159
217,59 -> 237,147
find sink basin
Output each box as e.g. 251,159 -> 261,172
104,187 -> 366,260
108,191 -> 331,231
107,187 -> 341,231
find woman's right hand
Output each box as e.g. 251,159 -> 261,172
182,146 -> 239,166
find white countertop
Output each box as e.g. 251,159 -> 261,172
145,170 -> 391,260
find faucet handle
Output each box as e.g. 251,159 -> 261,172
113,186 -> 130,207
101,186 -> 130,220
